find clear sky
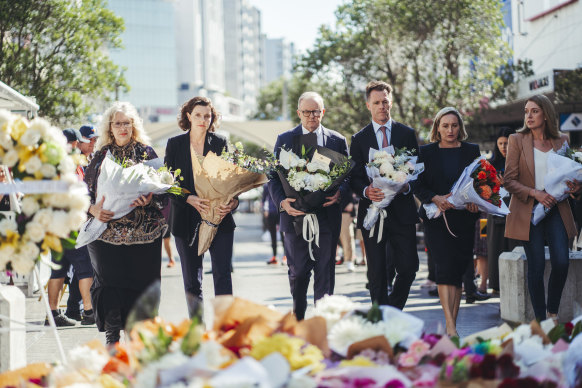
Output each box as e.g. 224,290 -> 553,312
248,0 -> 345,53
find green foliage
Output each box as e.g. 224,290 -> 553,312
0,0 -> 127,124
555,68 -> 582,104
283,0 -> 511,140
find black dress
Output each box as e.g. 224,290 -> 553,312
415,142 -> 480,287
83,141 -> 167,335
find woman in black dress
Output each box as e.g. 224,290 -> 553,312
84,101 -> 166,344
164,97 -> 238,317
415,107 -> 480,337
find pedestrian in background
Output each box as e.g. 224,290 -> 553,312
262,183 -> 285,265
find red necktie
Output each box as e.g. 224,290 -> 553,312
380,126 -> 388,148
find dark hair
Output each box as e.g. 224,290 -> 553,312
365,81 -> 393,101
491,127 -> 516,171
178,96 -> 219,132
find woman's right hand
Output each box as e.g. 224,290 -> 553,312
432,193 -> 454,212
533,189 -> 557,208
90,196 -> 114,222
186,195 -> 210,214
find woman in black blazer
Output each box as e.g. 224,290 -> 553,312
164,97 -> 238,316
415,107 -> 480,337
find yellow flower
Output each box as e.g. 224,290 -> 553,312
250,333 -> 324,373
339,356 -> 377,368
41,234 -> 62,253
5,230 -> 21,247
98,374 -> 125,388
10,117 -> 28,141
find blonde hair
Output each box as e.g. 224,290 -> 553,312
96,101 -> 151,149
429,107 -> 468,143
518,94 -> 560,139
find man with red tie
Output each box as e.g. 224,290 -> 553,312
349,81 -> 420,309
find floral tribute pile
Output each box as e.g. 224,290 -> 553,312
0,110 -> 89,274
4,295 -> 582,387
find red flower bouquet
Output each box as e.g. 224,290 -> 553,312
471,159 -> 502,207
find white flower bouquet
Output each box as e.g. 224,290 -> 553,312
531,148 -> 582,225
75,152 -> 185,247
363,146 -> 424,234
0,110 -> 90,274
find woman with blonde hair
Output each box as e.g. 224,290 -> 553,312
84,101 -> 166,344
415,107 -> 480,337
504,94 -> 579,322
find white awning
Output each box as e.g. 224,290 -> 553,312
0,80 -> 39,116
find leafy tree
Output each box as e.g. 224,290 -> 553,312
294,0 -> 512,139
0,0 -> 127,124
554,68 -> 582,104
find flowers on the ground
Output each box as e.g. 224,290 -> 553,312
0,110 -> 90,274
471,159 -> 502,205
311,294 -> 359,329
250,333 -> 325,373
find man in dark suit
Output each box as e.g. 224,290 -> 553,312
269,91 -> 349,320
350,81 -> 420,309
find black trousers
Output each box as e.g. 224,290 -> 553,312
174,228 -> 234,316
266,213 -> 283,257
284,230 -> 333,320
362,222 -> 419,309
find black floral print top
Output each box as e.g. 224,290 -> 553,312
84,141 -> 167,245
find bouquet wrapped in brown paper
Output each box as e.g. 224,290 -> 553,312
191,150 -> 268,255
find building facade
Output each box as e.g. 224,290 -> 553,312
264,38 -> 295,85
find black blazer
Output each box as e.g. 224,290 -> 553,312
164,131 -> 235,242
415,141 -> 480,224
268,124 -> 349,234
350,121 -> 420,228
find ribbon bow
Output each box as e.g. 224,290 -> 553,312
302,213 -> 320,261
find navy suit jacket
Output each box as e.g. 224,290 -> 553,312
350,121 -> 420,228
268,125 -> 349,234
164,131 -> 235,242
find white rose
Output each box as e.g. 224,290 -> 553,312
19,241 -> 40,261
373,151 -> 389,160
0,132 -> 13,150
47,210 -> 70,238
21,196 -> 40,216
0,218 -> 17,236
397,163 -> 411,173
311,173 -> 330,190
25,221 -> 46,243
393,171 -> 408,183
160,171 -> 174,185
40,163 -> 57,178
19,128 -> 42,147
0,245 -> 15,269
395,155 -> 407,164
10,253 -> 36,275
33,208 -> 53,227
68,192 -> 90,212
68,210 -> 87,230
58,157 -> 76,174
0,109 -> 13,129
43,193 -> 68,209
296,159 -> 306,168
24,155 -> 42,174
2,149 -> 19,167
379,162 -> 394,176
28,118 -> 51,138
306,162 -> 319,173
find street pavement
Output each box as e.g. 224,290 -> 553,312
25,212 -> 503,364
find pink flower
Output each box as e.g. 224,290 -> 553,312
408,340 -> 430,359
398,352 -> 420,367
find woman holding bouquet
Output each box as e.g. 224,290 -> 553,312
504,94 -> 578,322
165,97 -> 238,316
84,102 -> 167,344
415,107 -> 480,337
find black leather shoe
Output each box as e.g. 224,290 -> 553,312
466,290 -> 490,304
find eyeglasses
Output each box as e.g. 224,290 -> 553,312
301,110 -> 322,117
111,121 -> 132,128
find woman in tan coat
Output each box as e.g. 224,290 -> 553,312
504,94 -> 578,322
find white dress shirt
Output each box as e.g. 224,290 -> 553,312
372,119 -> 393,148
302,125 -> 324,146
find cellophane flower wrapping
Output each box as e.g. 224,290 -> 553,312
276,145 -> 354,236
363,146 -> 424,230
423,156 -> 510,219
76,152 -> 175,247
531,149 -> 582,225
191,150 -> 268,256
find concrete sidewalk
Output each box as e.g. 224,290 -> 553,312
25,212 -> 503,364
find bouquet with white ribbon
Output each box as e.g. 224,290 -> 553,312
76,152 -> 180,247
363,146 -> 424,242
532,149 -> 582,225
423,157 -> 510,222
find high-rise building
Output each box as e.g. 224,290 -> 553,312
223,0 -> 265,117
107,0 -> 178,122
264,38 -> 295,85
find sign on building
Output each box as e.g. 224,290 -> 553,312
560,113 -> 582,131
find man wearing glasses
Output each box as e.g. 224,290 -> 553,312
268,91 -> 349,320
350,81 -> 420,310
